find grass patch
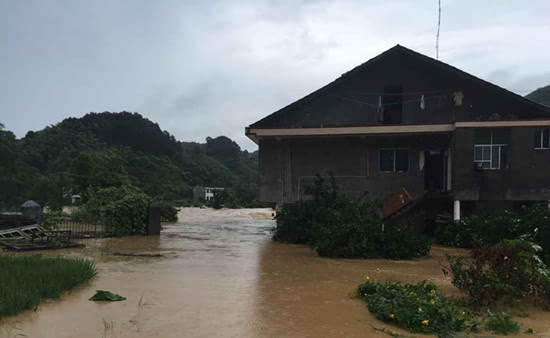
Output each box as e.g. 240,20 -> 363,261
0,255 -> 97,318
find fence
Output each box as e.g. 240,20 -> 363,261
56,218 -> 107,239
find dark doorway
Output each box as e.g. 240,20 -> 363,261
383,85 -> 403,124
424,151 -> 445,191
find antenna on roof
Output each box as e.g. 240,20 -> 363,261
436,0 -> 441,60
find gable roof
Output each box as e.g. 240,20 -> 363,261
249,45 -> 550,129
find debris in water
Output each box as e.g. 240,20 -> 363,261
111,252 -> 163,258
89,290 -> 126,301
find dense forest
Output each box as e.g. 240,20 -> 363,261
0,112 -> 259,210
526,85 -> 550,107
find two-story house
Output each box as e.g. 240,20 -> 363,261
245,45 -> 550,220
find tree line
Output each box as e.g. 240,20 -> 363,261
0,112 -> 259,211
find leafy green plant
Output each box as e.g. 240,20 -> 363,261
74,184 -> 151,236
358,280 -> 469,337
42,209 -> 65,230
485,310 -> 520,335
273,201 -> 314,244
444,239 -> 550,307
0,255 -> 96,318
156,201 -> 178,222
435,203 -> 550,263
274,173 -> 431,259
89,290 -> 126,301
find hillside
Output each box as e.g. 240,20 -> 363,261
0,112 -> 258,210
526,85 -> 550,107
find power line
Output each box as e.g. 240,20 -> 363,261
331,92 -> 452,108
349,88 -> 456,96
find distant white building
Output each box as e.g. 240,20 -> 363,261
193,186 -> 224,201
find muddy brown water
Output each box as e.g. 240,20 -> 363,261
1,208 -> 550,337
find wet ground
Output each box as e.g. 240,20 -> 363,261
1,207 -> 550,337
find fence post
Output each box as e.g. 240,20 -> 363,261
147,203 -> 161,236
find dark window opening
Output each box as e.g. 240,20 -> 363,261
424,151 -> 445,191
383,85 -> 403,124
380,139 -> 409,173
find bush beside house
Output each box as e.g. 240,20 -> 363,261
444,239 -> 550,307
273,174 -> 431,259
435,204 -> 550,263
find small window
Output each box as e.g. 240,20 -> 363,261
535,129 -> 550,150
380,140 -> 409,173
473,129 -> 509,170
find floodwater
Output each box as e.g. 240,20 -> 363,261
1,207 -> 550,337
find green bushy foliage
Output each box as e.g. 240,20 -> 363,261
485,310 -> 520,335
211,188 -> 240,209
435,210 -> 527,248
273,201 -> 313,244
42,209 -> 65,230
357,280 -> 468,337
74,184 -> 151,236
445,239 -> 550,307
435,204 -> 549,256
273,173 -> 431,259
156,201 -> 178,222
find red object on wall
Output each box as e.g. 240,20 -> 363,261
382,188 -> 412,217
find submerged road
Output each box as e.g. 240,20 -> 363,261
1,208 -> 549,337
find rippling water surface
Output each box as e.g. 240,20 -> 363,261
1,208 -> 549,337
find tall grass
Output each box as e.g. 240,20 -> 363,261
0,255 -> 97,318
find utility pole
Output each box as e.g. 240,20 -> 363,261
436,0 -> 441,60
59,172 -> 63,208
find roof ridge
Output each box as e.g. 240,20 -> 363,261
249,45 -> 550,128
394,45 -> 550,112
249,45 -> 404,128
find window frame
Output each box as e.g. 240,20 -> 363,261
534,129 -> 550,150
473,130 -> 509,170
380,143 -> 409,173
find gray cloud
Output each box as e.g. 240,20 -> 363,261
1,0 -> 549,151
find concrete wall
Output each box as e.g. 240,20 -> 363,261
258,134 -> 451,203
453,127 -> 550,201
259,127 -> 550,203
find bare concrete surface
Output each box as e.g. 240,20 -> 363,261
1,207 -> 549,337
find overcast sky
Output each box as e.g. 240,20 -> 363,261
1,0 -> 549,151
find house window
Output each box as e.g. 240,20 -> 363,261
473,129 -> 510,170
380,140 -> 409,172
535,129 -> 550,150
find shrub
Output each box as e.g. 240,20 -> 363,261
444,239 -> 550,307
156,201 -> 179,222
273,202 -> 313,244
435,204 -> 550,262
357,280 -> 468,337
74,184 -> 151,236
211,188 -> 240,209
0,255 -> 96,318
42,209 -> 65,230
382,222 -> 432,259
485,311 -> 520,335
274,173 -> 431,259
